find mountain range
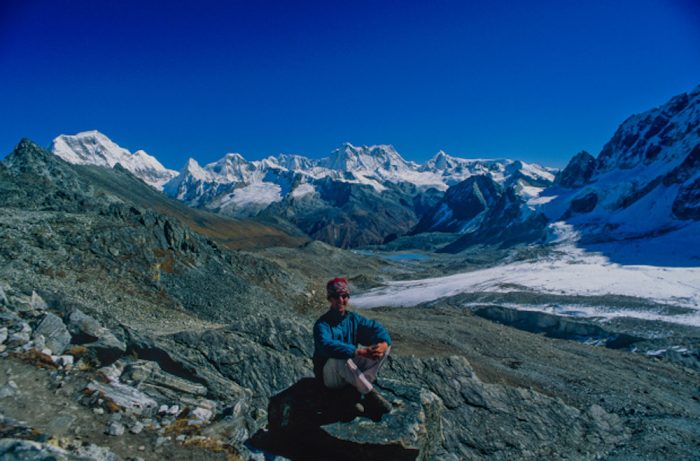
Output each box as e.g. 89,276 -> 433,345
51,134 -> 556,248
49,85 -> 700,252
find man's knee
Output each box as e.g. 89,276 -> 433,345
322,358 -> 347,389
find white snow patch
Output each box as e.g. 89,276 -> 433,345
291,183 -> 316,198
225,182 -> 283,207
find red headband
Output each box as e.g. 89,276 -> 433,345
326,277 -> 349,297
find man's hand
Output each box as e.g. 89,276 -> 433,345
356,342 -> 388,360
369,341 -> 388,359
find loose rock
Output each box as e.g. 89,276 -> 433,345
106,421 -> 125,436
34,313 -> 71,355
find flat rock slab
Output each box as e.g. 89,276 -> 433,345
322,381 -> 441,452
86,380 -> 158,416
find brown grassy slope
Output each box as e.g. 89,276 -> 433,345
74,164 -> 307,250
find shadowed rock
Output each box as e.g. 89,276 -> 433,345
253,377 -> 443,461
67,309 -> 126,365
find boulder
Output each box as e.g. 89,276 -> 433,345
66,309 -> 126,364
254,377 -> 443,461
85,380 -> 158,416
7,331 -> 30,348
34,313 -> 71,355
121,359 -> 208,399
30,291 -> 48,311
0,439 -> 75,461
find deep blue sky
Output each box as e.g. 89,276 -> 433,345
1,0 -> 699,169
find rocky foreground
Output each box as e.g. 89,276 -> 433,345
0,139 -> 698,460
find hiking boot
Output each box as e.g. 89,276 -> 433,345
363,389 -> 392,420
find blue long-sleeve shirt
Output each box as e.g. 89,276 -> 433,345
312,309 -> 391,379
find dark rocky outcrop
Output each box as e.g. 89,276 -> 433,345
673,176 -> 700,219
555,151 -> 596,188
567,191 -> 598,215
411,175 -> 502,234
439,188 -> 549,253
260,178 -> 436,248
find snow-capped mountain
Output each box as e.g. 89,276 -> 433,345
49,130 -> 556,247
421,151 -> 556,187
543,85 -> 700,241
52,131 -> 178,188
42,84 -> 700,251
163,141 -> 554,212
407,85 -> 700,253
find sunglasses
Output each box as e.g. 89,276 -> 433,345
331,293 -> 350,299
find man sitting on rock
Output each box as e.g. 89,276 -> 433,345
313,277 -> 393,419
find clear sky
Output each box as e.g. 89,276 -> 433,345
1,0 -> 699,169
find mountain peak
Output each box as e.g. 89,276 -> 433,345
427,150 -> 456,170
596,86 -> 700,173
324,143 -> 407,173
181,158 -> 211,181
51,131 -> 177,189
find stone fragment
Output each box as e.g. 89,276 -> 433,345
190,407 -> 213,423
32,334 -> 46,351
155,436 -> 171,447
0,286 -> 7,305
176,434 -> 187,442
34,313 -> 71,354
73,443 -> 121,461
130,421 -> 144,434
7,331 -> 30,348
106,421 -> 125,436
0,327 -> 7,344
9,294 -> 34,312
122,360 -> 207,396
30,291 -> 48,310
94,408 -> 105,415
52,355 -> 74,367
86,381 -> 158,417
0,439 -> 72,460
97,364 -> 123,383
